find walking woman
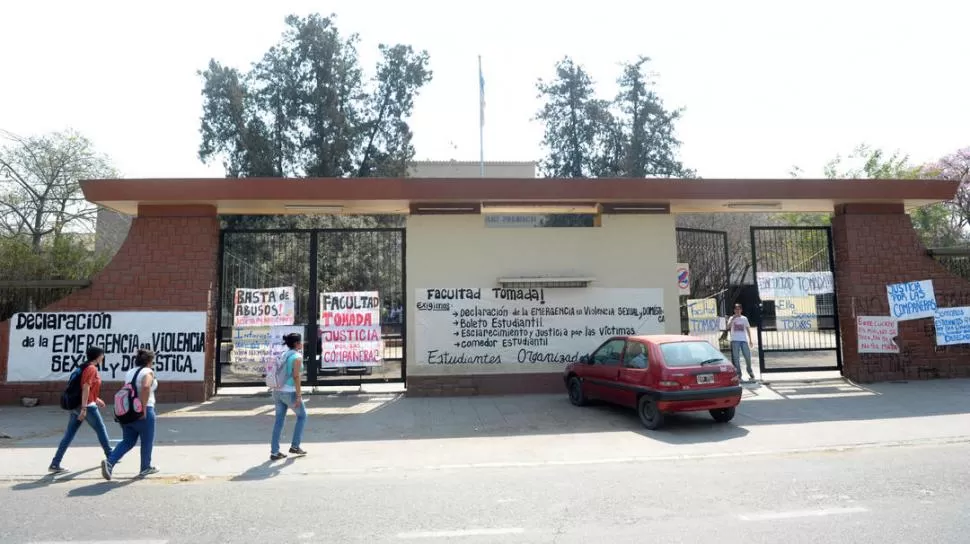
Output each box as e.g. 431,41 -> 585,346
270,332 -> 307,460
49,346 -> 113,474
101,348 -> 158,479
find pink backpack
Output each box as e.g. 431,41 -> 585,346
113,368 -> 145,424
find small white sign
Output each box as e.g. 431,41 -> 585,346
676,263 -> 690,296
8,311 -> 206,382
757,272 -> 834,299
934,307 -> 970,346
233,286 -> 295,327
857,316 -> 898,354
887,280 -> 936,321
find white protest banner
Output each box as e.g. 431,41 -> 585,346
757,272 -> 834,299
775,296 -> 818,331
320,291 -> 382,367
933,307 -> 970,346
686,299 -> 719,333
7,311 -> 206,382
415,288 -> 665,371
887,279 -> 936,321
676,263 -> 690,296
233,286 -> 295,327
231,325 -> 304,375
857,316 -> 898,354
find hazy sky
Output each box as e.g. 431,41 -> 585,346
1,0 -> 966,179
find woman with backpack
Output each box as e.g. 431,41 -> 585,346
49,346 -> 113,474
270,332 -> 308,461
101,348 -> 158,479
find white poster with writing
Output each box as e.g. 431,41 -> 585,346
7,312 -> 206,382
233,286 -> 295,327
231,325 -> 305,375
887,280 -> 936,321
686,299 -> 719,333
414,288 -> 665,370
857,316 -> 898,354
757,272 -> 834,299
320,291 -> 383,367
934,307 -> 970,346
775,296 -> 818,331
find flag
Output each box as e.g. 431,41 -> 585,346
478,55 -> 485,127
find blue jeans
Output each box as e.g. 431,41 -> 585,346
51,405 -> 112,466
731,341 -> 754,379
271,391 -> 307,455
107,406 -> 156,471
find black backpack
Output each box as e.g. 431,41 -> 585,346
59,362 -> 91,410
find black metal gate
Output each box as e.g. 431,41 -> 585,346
750,226 -> 841,373
676,228 -> 730,334
216,228 -> 405,388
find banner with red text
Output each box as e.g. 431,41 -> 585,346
319,291 -> 382,367
234,286 -> 295,327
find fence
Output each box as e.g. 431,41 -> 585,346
928,247 -> 970,281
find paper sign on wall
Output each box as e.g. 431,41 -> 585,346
414,288 -> 665,369
676,263 -> 690,296
686,298 -> 719,333
319,291 -> 383,367
775,296 -> 818,331
234,286 -> 295,327
757,272 -> 834,299
933,307 -> 970,346
857,316 -> 898,354
231,325 -> 305,375
887,280 -> 936,321
7,311 -> 206,382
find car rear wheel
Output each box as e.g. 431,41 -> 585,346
637,395 -> 664,430
567,377 -> 587,406
710,407 -> 736,423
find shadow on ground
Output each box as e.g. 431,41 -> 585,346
3,379 -> 970,448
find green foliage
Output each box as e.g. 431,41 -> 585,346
0,235 -> 109,280
536,56 -> 691,179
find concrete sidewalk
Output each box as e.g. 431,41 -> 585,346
3,378 -> 970,482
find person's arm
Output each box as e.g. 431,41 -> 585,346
292,355 -> 303,406
139,370 -> 153,418
747,319 -> 754,345
78,383 -> 90,421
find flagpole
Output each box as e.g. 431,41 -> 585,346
478,55 -> 485,177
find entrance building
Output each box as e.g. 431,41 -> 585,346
0,176 -> 967,403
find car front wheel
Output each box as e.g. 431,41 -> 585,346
567,377 -> 587,406
710,407 -> 736,423
637,395 -> 664,430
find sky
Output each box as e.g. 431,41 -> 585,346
1,0 -> 967,179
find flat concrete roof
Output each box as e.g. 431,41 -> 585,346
81,177 -> 959,216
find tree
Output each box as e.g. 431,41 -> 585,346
535,56 -> 690,179
916,148 -> 970,247
0,129 -> 117,252
198,13 -> 432,182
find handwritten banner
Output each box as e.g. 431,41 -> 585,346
320,291 -> 382,367
686,299 -> 719,333
757,272 -> 834,299
415,288 -> 665,371
933,307 -> 970,346
887,280 -> 936,321
775,296 -> 818,331
857,316 -> 898,354
7,311 -> 206,382
233,286 -> 295,327
231,325 -> 304,375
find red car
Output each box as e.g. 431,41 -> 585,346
563,334 -> 742,429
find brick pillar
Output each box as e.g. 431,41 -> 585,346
832,203 -> 970,382
0,204 -> 220,405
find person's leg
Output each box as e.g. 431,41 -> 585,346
741,342 -> 755,379
290,394 -> 307,452
270,393 -> 287,456
84,406 -> 113,458
138,407 -> 156,474
50,410 -> 83,469
103,421 -> 139,480
730,341 -> 742,376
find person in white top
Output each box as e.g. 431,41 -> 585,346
101,349 -> 159,479
727,303 -> 756,382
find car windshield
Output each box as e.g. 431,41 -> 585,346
659,341 -> 726,367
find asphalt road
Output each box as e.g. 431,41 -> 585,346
2,441 -> 969,544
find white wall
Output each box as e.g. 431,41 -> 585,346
405,214 -> 680,376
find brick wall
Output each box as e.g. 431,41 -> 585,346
0,204 -> 220,405
832,203 -> 970,382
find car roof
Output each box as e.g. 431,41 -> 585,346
628,334 -> 707,344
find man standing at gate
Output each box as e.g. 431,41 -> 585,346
727,303 -> 756,382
